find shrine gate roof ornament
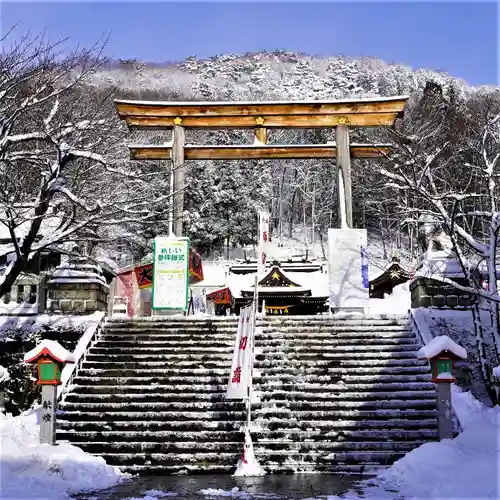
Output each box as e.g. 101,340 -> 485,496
258,265 -> 301,288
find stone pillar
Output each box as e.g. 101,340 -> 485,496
40,385 -> 57,445
436,382 -> 453,440
46,256 -> 109,314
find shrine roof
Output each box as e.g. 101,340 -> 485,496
228,266 -> 328,298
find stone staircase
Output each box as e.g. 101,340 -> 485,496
57,314 -> 438,475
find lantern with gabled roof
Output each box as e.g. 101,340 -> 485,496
24,340 -> 75,385
417,335 -> 467,383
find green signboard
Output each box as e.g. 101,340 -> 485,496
152,236 -> 190,310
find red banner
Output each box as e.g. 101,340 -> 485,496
207,287 -> 232,305
189,248 -> 204,284
135,264 -> 153,289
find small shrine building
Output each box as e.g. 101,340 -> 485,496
206,260 -> 329,315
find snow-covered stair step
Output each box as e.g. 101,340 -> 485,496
71,373 -> 433,386
75,366 -> 430,377
78,359 -> 422,371
65,389 -> 436,403
113,463 -> 387,475
57,408 -> 437,422
70,381 -> 436,394
58,417 -> 437,431
59,399 -> 436,411
57,428 -> 439,442
99,338 -> 418,347
82,354 -> 422,366
59,440 -> 425,455
88,450 -> 408,465
74,368 -> 431,386
102,328 -> 413,338
86,346 -> 420,357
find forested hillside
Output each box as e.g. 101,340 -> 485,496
88,52 -> 493,263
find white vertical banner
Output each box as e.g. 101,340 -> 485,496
227,304 -> 255,400
257,211 -> 270,276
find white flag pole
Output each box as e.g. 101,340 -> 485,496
245,275 -> 259,429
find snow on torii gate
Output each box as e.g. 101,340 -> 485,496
114,96 -> 408,236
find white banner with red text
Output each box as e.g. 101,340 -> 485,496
226,304 -> 255,400
257,211 -> 270,276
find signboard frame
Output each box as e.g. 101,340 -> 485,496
152,236 -> 190,311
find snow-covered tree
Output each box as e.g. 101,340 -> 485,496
0,31 -> 171,297
374,82 -> 500,397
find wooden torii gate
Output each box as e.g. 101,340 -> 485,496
114,96 -> 408,236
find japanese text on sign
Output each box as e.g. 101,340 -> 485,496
152,237 -> 189,310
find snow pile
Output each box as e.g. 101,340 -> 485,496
199,487 -> 249,497
0,364 -> 10,384
451,384 -> 489,429
124,491 -> 178,500
417,335 -> 467,360
233,429 -> 266,477
0,313 -> 100,341
374,402 -> 500,499
369,281 -> 410,314
0,409 -> 130,499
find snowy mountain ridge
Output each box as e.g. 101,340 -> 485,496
90,51 -> 490,100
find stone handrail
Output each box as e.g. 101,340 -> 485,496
408,308 -> 463,433
57,311 -> 106,401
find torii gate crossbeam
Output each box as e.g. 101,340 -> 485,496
115,96 -> 408,235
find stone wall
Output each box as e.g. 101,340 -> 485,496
410,276 -> 475,309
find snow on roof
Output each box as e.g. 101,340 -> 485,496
417,335 -> 467,360
24,339 -> 76,364
115,95 -> 409,107
191,262 -> 228,288
416,258 -> 464,278
229,268 -> 329,297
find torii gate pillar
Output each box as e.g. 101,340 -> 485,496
335,124 -> 353,229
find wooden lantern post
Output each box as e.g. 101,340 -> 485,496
24,340 -> 75,445
418,336 -> 467,440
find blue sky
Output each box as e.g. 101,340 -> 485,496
1,1 -> 497,86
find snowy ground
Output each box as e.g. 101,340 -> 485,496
1,285 -> 497,499
2,378 -> 497,500
0,407 -> 130,500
